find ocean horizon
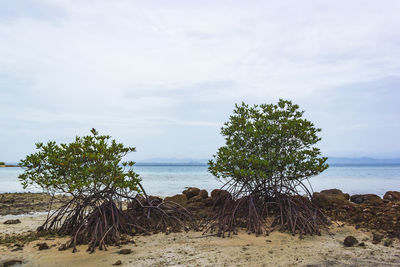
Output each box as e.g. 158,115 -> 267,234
1,163 -> 399,197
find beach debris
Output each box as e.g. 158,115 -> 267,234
113,260 -> 122,265
2,259 -> 23,267
182,187 -> 200,200
3,219 -> 21,225
343,236 -> 358,247
383,191 -> 400,202
118,249 -> 132,255
37,242 -> 49,250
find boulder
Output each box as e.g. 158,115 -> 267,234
199,189 -> 208,199
210,189 -> 232,206
383,191 -> 400,202
164,194 -> 187,206
320,189 -> 350,200
312,190 -> 350,209
372,232 -> 384,244
350,194 -> 382,205
182,187 -> 200,199
343,236 -> 358,247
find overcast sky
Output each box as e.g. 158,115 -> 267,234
1,0 -> 400,162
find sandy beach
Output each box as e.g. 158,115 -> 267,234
1,212 -> 400,267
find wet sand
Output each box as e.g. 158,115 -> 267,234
1,213 -> 400,266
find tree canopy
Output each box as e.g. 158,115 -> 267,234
209,99 -> 328,196
19,128 -> 141,197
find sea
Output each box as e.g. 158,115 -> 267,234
1,165 -> 399,197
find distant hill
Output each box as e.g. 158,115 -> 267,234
327,157 -> 400,165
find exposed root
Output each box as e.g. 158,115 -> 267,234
204,181 -> 330,237
38,188 -> 194,252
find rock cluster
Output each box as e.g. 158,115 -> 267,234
312,189 -> 400,239
164,187 -> 231,218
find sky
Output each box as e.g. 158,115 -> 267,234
1,0 -> 400,162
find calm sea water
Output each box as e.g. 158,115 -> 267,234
1,165 -> 399,197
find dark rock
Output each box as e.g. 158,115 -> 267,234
118,249 -> 132,255
343,236 -> 358,247
182,187 -> 200,199
383,191 -> 400,202
164,194 -> 187,206
372,232 -> 384,244
3,260 -> 23,267
113,260 -> 122,265
38,242 -> 49,250
358,242 -> 365,247
350,194 -> 382,205
3,219 -> 21,224
199,189 -> 208,199
11,247 -> 23,252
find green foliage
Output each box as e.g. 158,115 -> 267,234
19,129 -> 141,196
209,99 -> 328,193
0,162 -> 5,165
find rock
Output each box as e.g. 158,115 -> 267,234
383,191 -> 400,202
38,242 -> 49,250
187,195 -> 203,203
113,260 -> 122,265
358,242 -> 365,247
3,219 -> 21,224
320,189 -> 350,199
11,247 -> 23,252
350,194 -> 382,205
182,187 -> 200,199
3,260 -> 23,267
203,197 -> 215,207
186,201 -> 206,211
312,190 -> 350,209
211,189 -> 229,198
164,194 -> 187,206
372,232 -> 384,244
343,236 -> 358,247
199,189 -> 208,199
118,249 -> 132,255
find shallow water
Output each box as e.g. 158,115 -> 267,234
1,165 -> 399,197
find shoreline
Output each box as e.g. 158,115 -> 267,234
1,189 -> 400,266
